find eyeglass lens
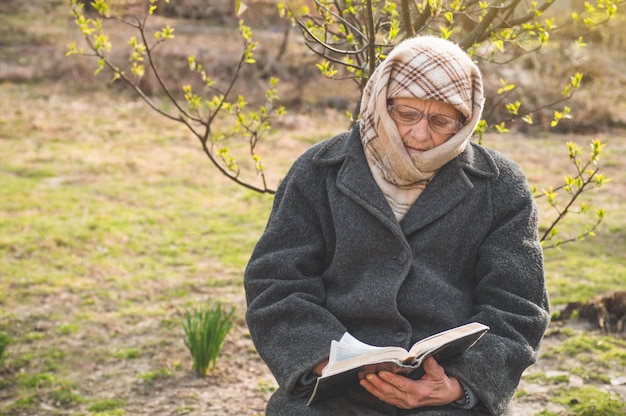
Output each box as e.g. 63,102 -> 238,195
388,105 -> 461,134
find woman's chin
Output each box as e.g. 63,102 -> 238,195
406,147 -> 427,155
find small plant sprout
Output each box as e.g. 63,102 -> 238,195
183,302 -> 235,377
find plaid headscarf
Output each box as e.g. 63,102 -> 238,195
360,36 -> 484,221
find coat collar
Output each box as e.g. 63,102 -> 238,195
312,126 -> 500,235
313,127 -> 400,233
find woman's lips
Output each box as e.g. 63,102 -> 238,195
405,145 -> 427,154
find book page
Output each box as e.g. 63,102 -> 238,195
323,333 -> 410,377
330,333 -> 405,361
407,322 -> 489,361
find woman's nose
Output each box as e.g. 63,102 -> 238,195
409,118 -> 431,137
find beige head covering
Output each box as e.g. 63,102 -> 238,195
360,36 -> 484,220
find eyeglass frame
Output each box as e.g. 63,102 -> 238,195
387,104 -> 464,135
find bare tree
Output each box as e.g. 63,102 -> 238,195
67,0 -> 618,248
68,0 -> 283,194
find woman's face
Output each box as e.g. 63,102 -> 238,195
390,97 -> 461,156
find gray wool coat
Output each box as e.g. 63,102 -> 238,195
244,126 -> 550,416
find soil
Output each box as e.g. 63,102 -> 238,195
39,287 -> 622,416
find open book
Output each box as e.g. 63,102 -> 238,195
307,322 -> 489,405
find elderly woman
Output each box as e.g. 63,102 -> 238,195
244,36 -> 550,415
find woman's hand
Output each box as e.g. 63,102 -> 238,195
313,359 -> 329,376
359,356 -> 463,409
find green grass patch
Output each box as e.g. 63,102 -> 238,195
553,386 -> 626,415
88,398 -> 126,413
17,372 -> 59,389
0,331 -> 11,366
7,370 -> 83,412
7,393 -> 41,412
51,386 -> 85,406
137,367 -> 173,383
544,236 -> 626,306
113,348 -> 142,360
57,322 -> 80,335
524,372 -> 570,384
541,333 -> 626,384
555,334 -> 626,366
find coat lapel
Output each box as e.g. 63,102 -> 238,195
400,157 -> 473,235
315,128 -> 402,235
313,128 -> 499,239
400,143 -> 499,236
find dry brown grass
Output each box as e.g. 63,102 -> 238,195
5,0 -> 626,132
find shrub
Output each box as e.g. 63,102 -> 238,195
183,302 -> 235,377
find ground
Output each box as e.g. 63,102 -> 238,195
1,2 -> 626,415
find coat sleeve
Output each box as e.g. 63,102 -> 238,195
244,152 -> 346,397
444,153 -> 550,415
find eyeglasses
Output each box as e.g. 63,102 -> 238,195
388,104 -> 463,135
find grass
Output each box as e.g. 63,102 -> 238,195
1,79 -> 624,415
88,398 -> 126,413
553,386 -> 626,415
183,302 -> 235,377
0,1 -> 625,414
543,332 -> 626,372
485,133 -> 626,306
0,81 -> 279,413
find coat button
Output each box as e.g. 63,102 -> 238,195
397,250 -> 408,264
393,331 -> 407,343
